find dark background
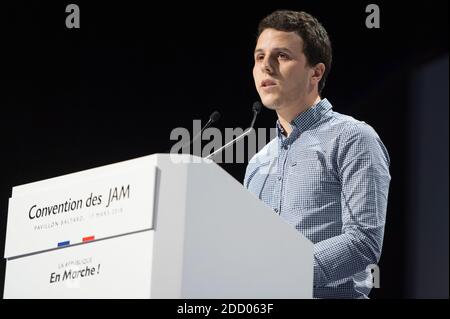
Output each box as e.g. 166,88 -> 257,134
1,1 -> 448,298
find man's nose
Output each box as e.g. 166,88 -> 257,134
261,56 -> 274,74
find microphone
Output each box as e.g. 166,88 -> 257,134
205,101 -> 262,160
209,111 -> 221,123
182,111 -> 221,151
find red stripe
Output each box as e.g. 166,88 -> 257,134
82,236 -> 95,242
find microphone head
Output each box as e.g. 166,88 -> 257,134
209,111 -> 221,123
252,101 -> 262,114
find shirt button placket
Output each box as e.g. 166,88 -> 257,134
277,144 -> 288,215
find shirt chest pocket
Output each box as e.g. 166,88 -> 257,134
284,155 -> 340,209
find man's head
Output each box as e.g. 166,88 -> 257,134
253,10 -> 332,112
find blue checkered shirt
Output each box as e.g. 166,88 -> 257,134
244,98 -> 391,299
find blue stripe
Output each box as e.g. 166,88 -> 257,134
57,241 -> 70,247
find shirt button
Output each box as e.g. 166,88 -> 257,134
291,162 -> 297,167
274,208 -> 279,213
278,176 -> 282,181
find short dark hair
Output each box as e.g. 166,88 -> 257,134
257,10 -> 332,94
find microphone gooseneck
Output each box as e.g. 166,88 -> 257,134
205,101 -> 262,160
183,110 -> 221,150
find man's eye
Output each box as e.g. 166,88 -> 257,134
256,55 -> 264,61
278,53 -> 289,60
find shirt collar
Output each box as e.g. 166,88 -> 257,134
276,98 -> 332,141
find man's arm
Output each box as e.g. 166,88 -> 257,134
314,123 -> 391,286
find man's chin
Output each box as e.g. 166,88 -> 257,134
263,104 -> 278,111
260,97 -> 280,110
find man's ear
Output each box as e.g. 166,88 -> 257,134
310,63 -> 325,86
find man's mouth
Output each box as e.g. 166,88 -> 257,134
261,79 -> 277,88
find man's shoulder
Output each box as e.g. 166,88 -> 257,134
244,137 -> 278,187
326,110 -> 381,142
244,137 -> 278,185
248,136 -> 279,166
328,111 -> 390,166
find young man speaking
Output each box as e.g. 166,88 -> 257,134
244,10 -> 391,298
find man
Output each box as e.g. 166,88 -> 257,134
244,10 -> 391,298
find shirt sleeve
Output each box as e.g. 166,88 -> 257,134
313,122 -> 391,286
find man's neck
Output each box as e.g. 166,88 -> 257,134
277,95 -> 321,137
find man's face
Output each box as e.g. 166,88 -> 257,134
253,28 -> 313,110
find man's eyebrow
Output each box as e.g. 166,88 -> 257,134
254,47 -> 294,55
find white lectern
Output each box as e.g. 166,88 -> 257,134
3,154 -> 313,298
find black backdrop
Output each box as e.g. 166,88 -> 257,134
1,1 -> 448,298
